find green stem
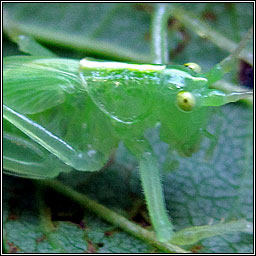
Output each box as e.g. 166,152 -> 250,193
218,26 -> 253,74
3,11 -> 151,63
151,3 -> 169,64
38,179 -> 188,253
167,5 -> 253,66
204,26 -> 253,85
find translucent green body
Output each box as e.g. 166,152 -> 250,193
3,55 -> 252,242
3,57 -> 213,242
79,59 -> 212,157
4,57 -> 213,163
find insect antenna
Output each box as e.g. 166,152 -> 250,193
202,90 -> 253,107
206,26 -> 253,85
224,91 -> 253,103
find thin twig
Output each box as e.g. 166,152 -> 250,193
38,179 -> 189,253
151,4 -> 169,64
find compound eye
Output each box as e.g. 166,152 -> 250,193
176,91 -> 196,112
184,62 -> 202,74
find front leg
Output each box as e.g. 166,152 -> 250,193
125,139 -> 174,242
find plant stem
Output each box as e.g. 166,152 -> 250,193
151,3 -> 169,64
38,179 -> 189,253
218,26 -> 253,74
3,12 -> 151,63
167,5 -> 253,66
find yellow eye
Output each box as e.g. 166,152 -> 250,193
184,62 -> 202,74
176,91 -> 196,112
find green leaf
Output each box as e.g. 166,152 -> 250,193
115,104 -> 253,253
84,215 -> 154,253
163,104 -> 253,253
3,177 -> 157,253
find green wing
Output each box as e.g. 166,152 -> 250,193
3,56 -> 82,114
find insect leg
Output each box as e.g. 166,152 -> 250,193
3,105 -> 107,172
3,132 -> 70,179
139,150 -> 174,242
125,139 -> 174,242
